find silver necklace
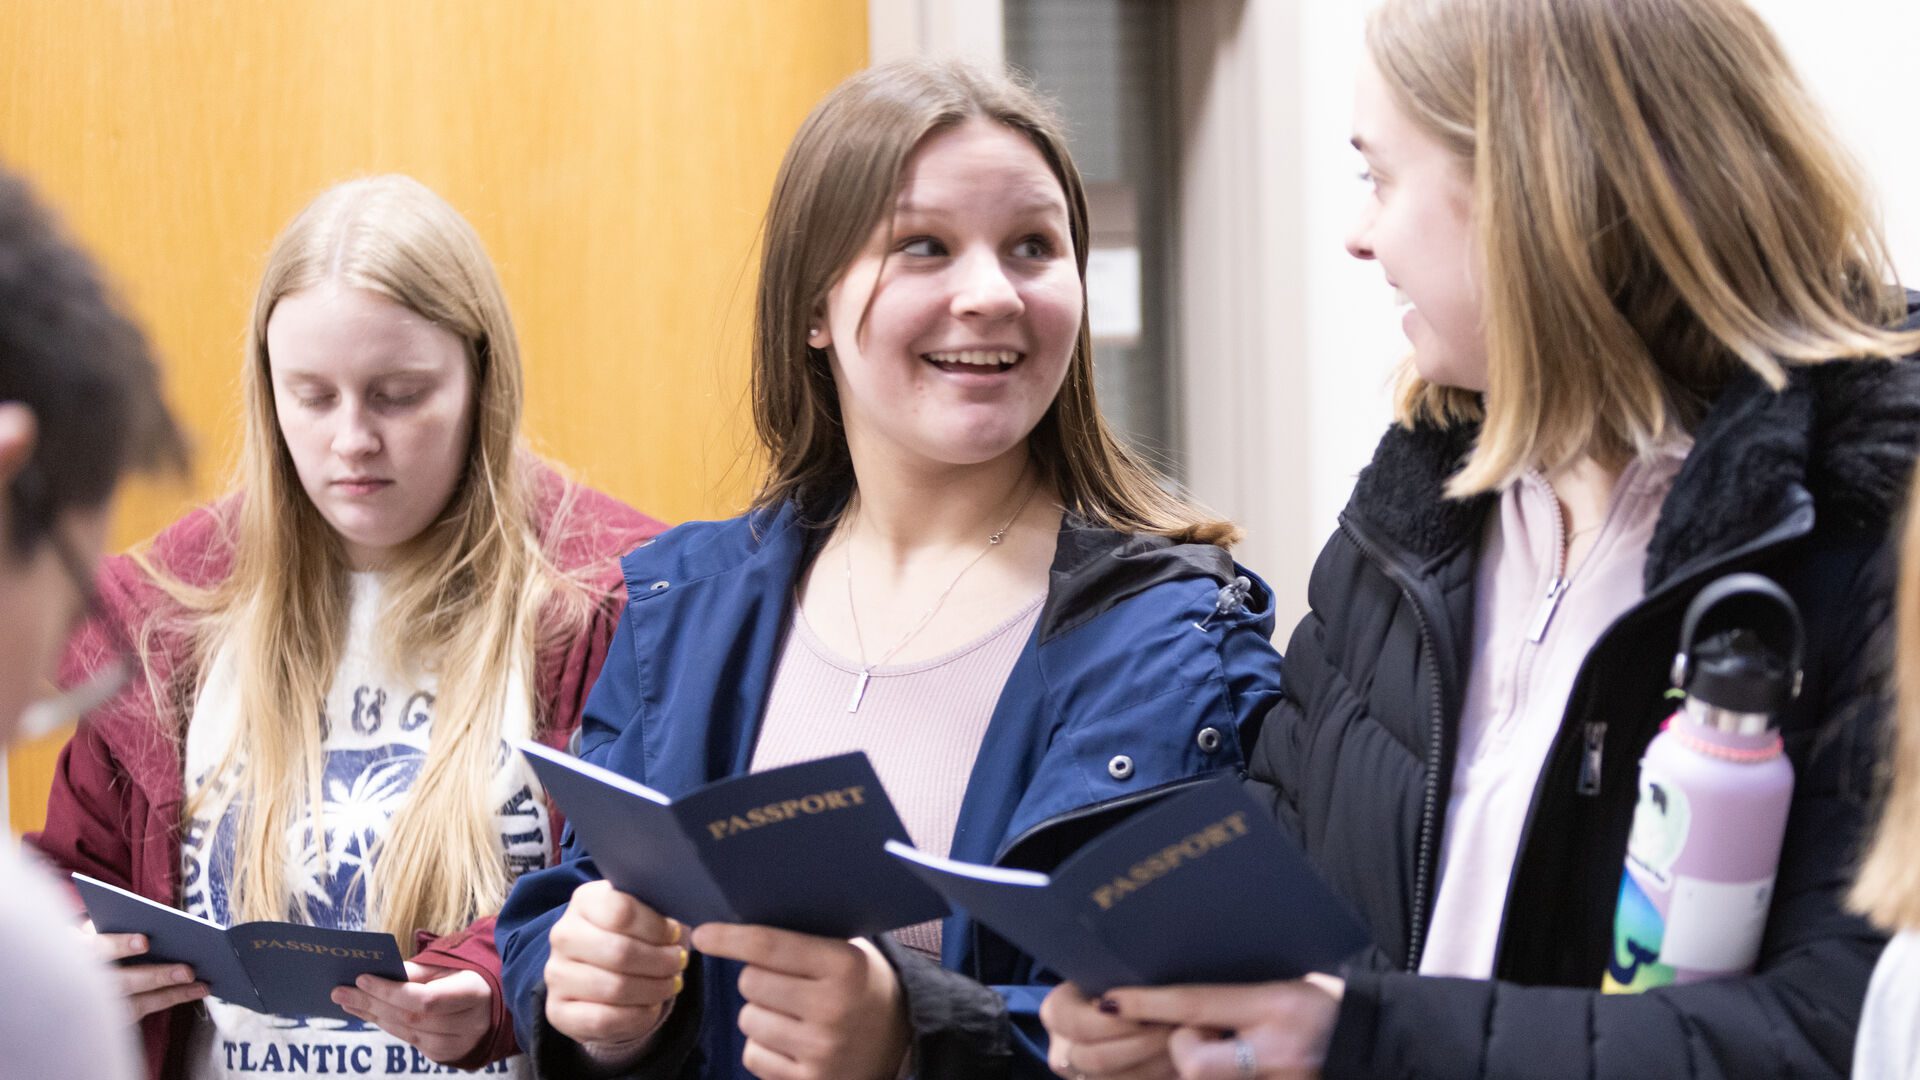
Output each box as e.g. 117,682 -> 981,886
841,470 -> 1037,713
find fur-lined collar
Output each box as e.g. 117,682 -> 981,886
1345,333 -> 1920,591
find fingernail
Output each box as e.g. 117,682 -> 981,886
668,919 -> 684,945
1097,997 -> 1120,1016
132,936 -> 147,952
677,947 -> 690,972
174,966 -> 192,983
671,973 -> 683,996
356,977 -> 372,990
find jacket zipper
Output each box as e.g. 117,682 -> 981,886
1338,515 -> 1450,972
1486,501 -> 1815,976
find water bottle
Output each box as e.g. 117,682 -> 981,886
1603,573 -> 1802,993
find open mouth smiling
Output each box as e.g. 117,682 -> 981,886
923,348 -> 1023,374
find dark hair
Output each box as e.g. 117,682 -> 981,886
0,167 -> 187,551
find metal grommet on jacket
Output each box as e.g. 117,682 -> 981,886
1108,754 -> 1135,780
1196,726 -> 1223,754
649,579 -> 670,592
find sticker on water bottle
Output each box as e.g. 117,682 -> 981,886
1658,875 -> 1774,972
1625,769 -> 1690,891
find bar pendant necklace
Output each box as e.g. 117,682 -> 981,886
843,471 -> 1037,713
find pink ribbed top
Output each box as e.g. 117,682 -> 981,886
749,593 -> 1046,958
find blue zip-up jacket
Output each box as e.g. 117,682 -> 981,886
496,501 -> 1283,1078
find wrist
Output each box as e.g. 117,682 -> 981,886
856,938 -> 913,1077
579,1001 -> 671,1069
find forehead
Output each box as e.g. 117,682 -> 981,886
1351,55 -> 1441,163
893,118 -> 1068,216
265,282 -> 466,379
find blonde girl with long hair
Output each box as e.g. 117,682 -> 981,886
494,59 -> 1283,1079
1040,0 -> 1920,1077
31,174 -> 662,1079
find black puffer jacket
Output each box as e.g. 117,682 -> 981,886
1249,341 -> 1920,1078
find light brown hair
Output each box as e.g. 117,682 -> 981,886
1853,471 -> 1920,930
1369,0 -> 1920,496
155,176 -> 596,949
750,58 -> 1235,545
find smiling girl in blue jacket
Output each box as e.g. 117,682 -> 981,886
494,59 -> 1283,1080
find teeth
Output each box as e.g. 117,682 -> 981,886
924,350 -> 1020,366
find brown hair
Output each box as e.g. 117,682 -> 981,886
749,58 -> 1235,545
1369,0 -> 1920,496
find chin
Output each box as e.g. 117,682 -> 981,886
1410,351 -> 1486,393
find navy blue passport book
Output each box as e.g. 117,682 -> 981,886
886,777 -> 1369,995
71,873 -> 406,1019
518,742 -> 949,938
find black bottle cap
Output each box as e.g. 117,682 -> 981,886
1672,573 -> 1804,715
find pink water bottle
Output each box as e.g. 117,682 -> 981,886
1604,573 -> 1802,992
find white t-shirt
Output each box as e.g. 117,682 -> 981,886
1856,930 -> 1920,1079
0,840 -> 142,1080
181,572 -> 546,1078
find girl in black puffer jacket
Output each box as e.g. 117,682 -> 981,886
1040,1 -> 1920,1078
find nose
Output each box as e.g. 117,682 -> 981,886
1345,203 -> 1376,262
332,402 -> 381,460
950,249 -> 1024,321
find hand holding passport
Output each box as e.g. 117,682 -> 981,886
517,742 -> 950,938
527,742 -> 1366,994
71,874 -> 407,1020
888,777 -> 1370,994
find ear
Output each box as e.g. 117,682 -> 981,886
807,305 -> 833,351
0,403 -> 39,489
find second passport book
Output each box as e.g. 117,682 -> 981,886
71,874 -> 406,1020
518,742 -> 949,938
887,777 -> 1370,995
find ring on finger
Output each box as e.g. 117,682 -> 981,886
1233,1037 -> 1257,1079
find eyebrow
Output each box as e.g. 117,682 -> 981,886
274,366 -> 445,385
894,193 -> 1067,218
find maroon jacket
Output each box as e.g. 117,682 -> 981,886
26,465 -> 663,1079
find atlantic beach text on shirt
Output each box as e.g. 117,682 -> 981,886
215,1041 -> 515,1074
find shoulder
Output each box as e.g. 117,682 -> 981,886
0,852 -> 140,1079
85,499 -> 236,647
1859,930 -> 1920,1078
1041,519 -> 1263,637
1800,353 -> 1920,531
523,460 -> 667,581
615,503 -> 803,591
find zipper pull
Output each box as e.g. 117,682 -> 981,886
1527,577 -> 1570,643
1578,720 -> 1606,796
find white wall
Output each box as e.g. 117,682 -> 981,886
1194,0 -> 1920,626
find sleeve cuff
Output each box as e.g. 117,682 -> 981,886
872,936 -> 1013,1080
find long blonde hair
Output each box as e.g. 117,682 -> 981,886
162,176 -> 594,947
1369,0 -> 1920,496
751,58 -> 1235,546
1853,471 -> 1920,930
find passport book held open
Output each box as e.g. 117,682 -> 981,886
886,777 -> 1370,995
518,742 -> 950,938
71,874 -> 406,1019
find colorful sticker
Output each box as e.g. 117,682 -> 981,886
1624,768 -> 1690,891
